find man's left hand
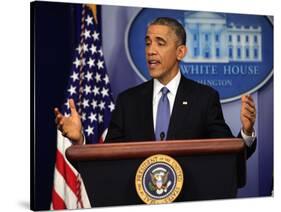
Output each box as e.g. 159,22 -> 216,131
240,95 -> 256,136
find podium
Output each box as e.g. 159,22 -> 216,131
66,138 -> 246,207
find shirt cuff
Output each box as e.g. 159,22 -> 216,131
82,132 -> 86,144
240,129 -> 256,147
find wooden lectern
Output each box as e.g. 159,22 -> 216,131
66,138 -> 246,207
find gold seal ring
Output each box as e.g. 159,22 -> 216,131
135,154 -> 184,204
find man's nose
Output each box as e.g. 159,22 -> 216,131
146,44 -> 157,55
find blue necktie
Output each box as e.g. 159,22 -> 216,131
155,87 -> 170,140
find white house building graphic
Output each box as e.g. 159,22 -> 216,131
183,12 -> 262,63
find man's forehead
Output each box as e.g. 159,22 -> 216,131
146,25 -> 173,38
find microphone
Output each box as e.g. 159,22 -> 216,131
160,132 -> 165,141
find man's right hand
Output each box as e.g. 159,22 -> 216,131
54,99 -> 84,145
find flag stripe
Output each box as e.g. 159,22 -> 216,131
56,131 -> 72,153
55,149 -> 79,196
79,176 -> 91,207
52,188 -> 66,210
99,129 -> 107,143
56,132 -> 78,174
53,168 -> 79,209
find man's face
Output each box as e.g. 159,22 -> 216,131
145,24 -> 185,84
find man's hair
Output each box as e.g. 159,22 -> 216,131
148,17 -> 186,45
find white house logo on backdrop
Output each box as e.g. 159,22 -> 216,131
183,12 -> 262,63
125,9 -> 273,103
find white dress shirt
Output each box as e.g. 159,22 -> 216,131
152,70 -> 255,146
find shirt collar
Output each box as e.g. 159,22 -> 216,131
153,70 -> 181,98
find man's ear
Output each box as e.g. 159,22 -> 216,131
176,45 -> 188,61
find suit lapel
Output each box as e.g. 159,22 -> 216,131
167,77 -> 193,140
139,80 -> 155,140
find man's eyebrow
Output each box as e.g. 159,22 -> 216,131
155,36 -> 167,43
145,35 -> 167,43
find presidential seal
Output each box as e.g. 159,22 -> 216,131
135,154 -> 184,204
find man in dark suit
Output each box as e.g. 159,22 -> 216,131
54,17 -> 256,158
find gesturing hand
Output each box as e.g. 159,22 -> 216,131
240,95 -> 256,136
54,99 -> 84,144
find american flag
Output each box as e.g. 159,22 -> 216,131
51,4 -> 114,209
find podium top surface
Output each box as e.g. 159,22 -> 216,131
66,138 -> 245,161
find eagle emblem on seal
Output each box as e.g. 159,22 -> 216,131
149,167 -> 172,195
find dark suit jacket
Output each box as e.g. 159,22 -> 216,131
105,75 -> 256,158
